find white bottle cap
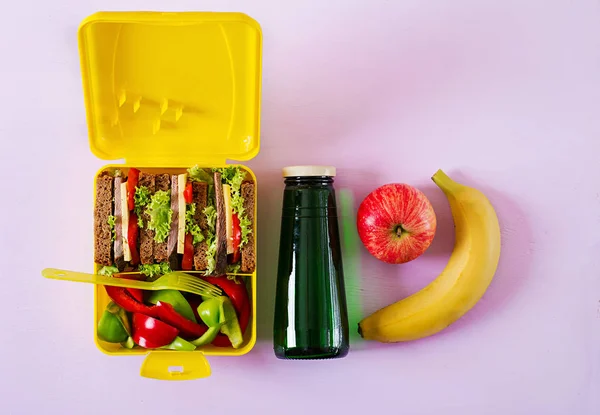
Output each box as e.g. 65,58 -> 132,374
282,165 -> 336,177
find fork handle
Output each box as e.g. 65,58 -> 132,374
41,268 -> 139,289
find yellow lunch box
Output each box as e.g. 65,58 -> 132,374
77,10 -> 262,380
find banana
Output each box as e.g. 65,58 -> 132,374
358,169 -> 501,342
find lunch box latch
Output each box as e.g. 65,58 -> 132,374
140,351 -> 211,381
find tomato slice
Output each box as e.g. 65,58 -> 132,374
183,182 -> 193,204
229,250 -> 241,265
127,168 -> 140,211
228,213 -> 242,264
182,233 -> 194,270
128,212 -> 140,266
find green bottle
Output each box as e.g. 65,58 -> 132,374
273,166 -> 349,359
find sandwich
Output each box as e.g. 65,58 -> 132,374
93,165 -> 255,277
209,166 -> 256,274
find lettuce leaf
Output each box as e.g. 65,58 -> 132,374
139,262 -> 172,279
227,263 -> 241,274
229,189 -> 244,215
226,274 -> 243,284
214,166 -> 245,190
188,165 -> 214,184
204,233 -> 217,276
98,265 -> 119,276
239,213 -> 252,247
185,203 -> 204,245
134,186 -> 152,228
204,205 -> 217,230
107,215 -> 116,242
146,190 -> 172,243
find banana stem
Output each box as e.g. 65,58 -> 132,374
432,169 -> 462,194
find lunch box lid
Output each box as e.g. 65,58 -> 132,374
78,12 -> 262,166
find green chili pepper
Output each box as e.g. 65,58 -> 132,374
97,302 -> 130,343
147,290 -> 197,323
160,336 -> 197,351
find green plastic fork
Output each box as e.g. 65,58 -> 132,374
41,268 -> 223,298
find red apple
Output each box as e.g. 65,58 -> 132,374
357,183 -> 436,264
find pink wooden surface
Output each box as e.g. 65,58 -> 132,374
2,1 -> 599,414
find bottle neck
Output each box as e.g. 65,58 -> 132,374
284,176 -> 334,186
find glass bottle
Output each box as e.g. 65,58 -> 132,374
273,166 -> 349,359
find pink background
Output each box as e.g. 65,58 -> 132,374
2,1 -> 599,414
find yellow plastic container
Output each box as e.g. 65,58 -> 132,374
77,11 -> 262,380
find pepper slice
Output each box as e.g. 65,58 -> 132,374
112,273 -> 145,303
97,302 -> 130,343
132,313 -> 179,349
121,336 -> 135,349
219,297 -> 243,348
190,326 -> 221,347
127,168 -> 140,211
189,297 -> 224,346
154,301 -> 208,339
197,297 -> 222,327
197,275 -> 251,347
190,296 -> 242,347
105,285 -> 158,318
160,336 -> 196,351
147,289 -> 197,322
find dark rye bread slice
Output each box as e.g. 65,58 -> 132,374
213,172 -> 228,275
240,182 -> 256,273
138,172 -> 155,264
192,181 -> 208,271
166,174 -> 179,270
154,174 -> 170,263
113,176 -> 125,271
94,173 -> 114,266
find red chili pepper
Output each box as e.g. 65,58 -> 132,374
198,275 -> 251,347
105,285 -> 158,318
132,313 -> 179,348
128,212 -> 140,266
183,182 -> 193,204
181,233 -> 194,271
127,168 -> 140,211
228,213 -> 242,264
155,301 -> 208,339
